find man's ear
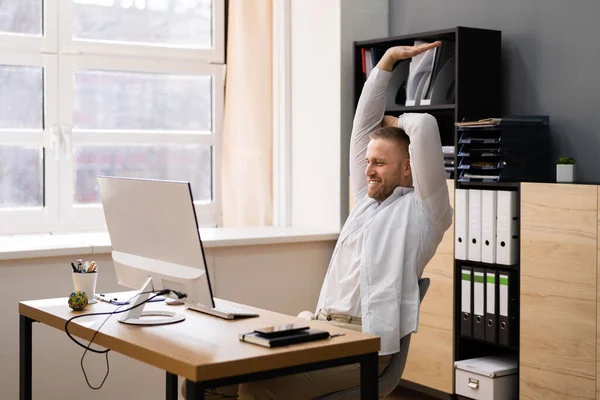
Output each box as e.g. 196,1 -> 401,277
404,158 -> 411,176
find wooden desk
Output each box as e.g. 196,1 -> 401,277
19,297 -> 380,400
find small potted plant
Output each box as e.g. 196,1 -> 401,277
556,157 -> 575,183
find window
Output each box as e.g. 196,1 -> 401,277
0,0 -> 225,234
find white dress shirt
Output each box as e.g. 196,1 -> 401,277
316,67 -> 453,355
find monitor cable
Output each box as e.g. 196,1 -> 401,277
64,289 -> 186,390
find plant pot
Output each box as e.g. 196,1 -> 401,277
556,164 -> 575,183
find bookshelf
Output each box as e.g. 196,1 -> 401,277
353,26 -> 502,150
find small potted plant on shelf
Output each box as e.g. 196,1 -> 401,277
556,157 -> 575,183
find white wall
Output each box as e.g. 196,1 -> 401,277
1,240 -> 335,400
290,0 -> 388,230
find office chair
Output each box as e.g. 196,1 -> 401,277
314,277 -> 431,400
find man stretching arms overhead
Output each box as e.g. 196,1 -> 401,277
184,40 -> 454,400
236,40 -> 453,400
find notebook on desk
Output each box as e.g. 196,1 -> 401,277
239,328 -> 330,348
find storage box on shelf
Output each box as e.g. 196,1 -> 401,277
454,355 -> 519,400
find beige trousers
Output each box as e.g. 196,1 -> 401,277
182,311 -> 391,400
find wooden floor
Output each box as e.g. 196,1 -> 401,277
387,386 -> 441,400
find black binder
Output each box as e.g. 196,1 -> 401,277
473,267 -> 486,340
485,269 -> 498,343
461,266 -> 473,337
499,270 -> 518,347
385,59 -> 410,108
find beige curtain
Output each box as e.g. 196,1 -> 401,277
220,0 -> 273,227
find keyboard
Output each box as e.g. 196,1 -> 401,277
187,299 -> 259,320
213,299 -> 259,318
215,304 -> 259,317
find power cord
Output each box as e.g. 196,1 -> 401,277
64,289 -> 186,390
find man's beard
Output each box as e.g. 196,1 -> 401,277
368,178 -> 400,202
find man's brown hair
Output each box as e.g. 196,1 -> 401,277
369,127 -> 410,157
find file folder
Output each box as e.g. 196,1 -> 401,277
473,268 -> 485,340
481,190 -> 497,264
499,271 -> 517,347
496,191 -> 519,265
485,269 -> 498,343
455,189 -> 469,260
461,267 -> 472,337
468,189 -> 482,262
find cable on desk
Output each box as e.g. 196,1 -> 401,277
64,289 -> 186,390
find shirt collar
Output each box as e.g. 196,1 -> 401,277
369,185 -> 415,207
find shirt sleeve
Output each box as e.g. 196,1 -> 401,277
349,68 -> 392,201
397,112 -> 451,224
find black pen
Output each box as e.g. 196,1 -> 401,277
71,262 -> 77,272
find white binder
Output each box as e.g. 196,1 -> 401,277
481,190 -> 498,264
496,191 -> 519,265
468,189 -> 482,262
455,189 -> 469,260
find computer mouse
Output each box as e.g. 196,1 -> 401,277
165,298 -> 185,306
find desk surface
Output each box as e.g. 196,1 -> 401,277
19,296 -> 380,381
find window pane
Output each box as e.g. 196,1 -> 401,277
0,145 -> 43,208
74,144 -> 212,204
73,69 -> 211,131
73,0 -> 212,48
0,65 -> 43,129
0,0 -> 42,36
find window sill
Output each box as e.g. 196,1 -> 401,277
0,227 -> 340,261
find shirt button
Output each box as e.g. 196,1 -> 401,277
326,315 -> 332,321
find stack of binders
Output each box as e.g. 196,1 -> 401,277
455,189 -> 518,265
455,116 -> 551,184
461,267 -> 518,347
456,187 -> 520,347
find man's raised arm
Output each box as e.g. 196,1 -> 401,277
398,112 -> 450,224
349,42 -> 441,200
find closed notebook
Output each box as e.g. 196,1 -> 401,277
239,328 -> 330,348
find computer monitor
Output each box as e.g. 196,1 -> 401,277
97,176 -> 217,325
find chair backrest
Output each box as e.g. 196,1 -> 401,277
315,277 -> 431,400
418,277 -> 430,303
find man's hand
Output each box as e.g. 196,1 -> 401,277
382,115 -> 399,128
376,41 -> 441,72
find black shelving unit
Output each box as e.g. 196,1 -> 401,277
354,26 -> 502,151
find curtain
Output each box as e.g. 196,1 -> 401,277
220,0 -> 273,227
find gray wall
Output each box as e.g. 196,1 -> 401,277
390,0 -> 600,182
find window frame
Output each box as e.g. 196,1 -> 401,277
58,0 -> 225,63
58,54 -> 224,232
0,0 -> 225,235
0,52 -> 59,235
0,0 -> 58,53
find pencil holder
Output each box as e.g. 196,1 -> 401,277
72,272 -> 98,304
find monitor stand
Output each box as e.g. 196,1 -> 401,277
119,276 -> 185,326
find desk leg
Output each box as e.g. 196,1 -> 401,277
20,315 -> 33,400
360,352 -> 378,400
186,380 -> 205,400
166,372 -> 178,400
